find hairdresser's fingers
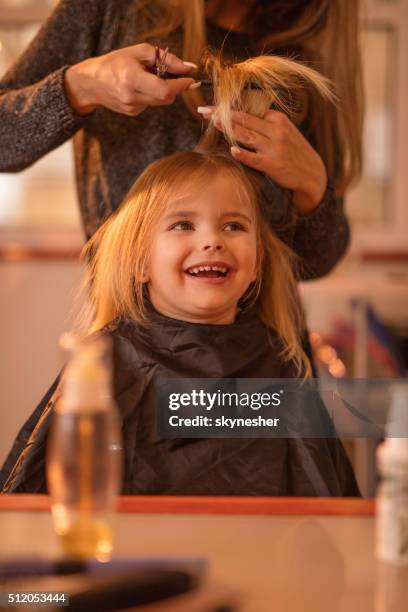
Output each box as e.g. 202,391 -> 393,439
105,78 -> 199,115
160,51 -> 198,75
229,145 -> 267,171
262,109 -> 291,125
115,83 -> 196,114
197,106 -> 216,117
133,70 -> 198,103
227,110 -> 283,140
198,109 -> 292,143
128,43 -> 198,75
153,75 -> 201,100
113,77 -> 201,115
212,117 -> 271,152
116,103 -> 147,117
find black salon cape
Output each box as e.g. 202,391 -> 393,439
0,307 -> 360,496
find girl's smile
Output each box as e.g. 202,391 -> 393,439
184,260 -> 234,283
145,171 -> 258,324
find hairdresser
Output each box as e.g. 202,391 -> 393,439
0,0 -> 362,278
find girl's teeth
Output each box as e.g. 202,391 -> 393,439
187,265 -> 229,274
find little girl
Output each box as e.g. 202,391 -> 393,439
1,54 -> 359,496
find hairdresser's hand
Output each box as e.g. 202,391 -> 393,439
65,44 -> 199,117
203,108 -> 327,215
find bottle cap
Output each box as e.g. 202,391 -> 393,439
59,334 -> 112,413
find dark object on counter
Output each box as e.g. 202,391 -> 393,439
0,556 -> 206,579
0,559 -> 237,611
68,569 -> 197,611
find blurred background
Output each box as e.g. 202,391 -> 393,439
0,0 -> 407,497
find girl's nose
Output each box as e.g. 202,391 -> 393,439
203,243 -> 223,251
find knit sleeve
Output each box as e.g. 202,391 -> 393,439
292,182 -> 350,281
0,0 -> 105,172
260,176 -> 350,282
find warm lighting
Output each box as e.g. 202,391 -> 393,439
309,331 -> 322,348
328,359 -> 346,378
1,0 -> 32,7
316,345 -> 337,365
1,242 -> 27,262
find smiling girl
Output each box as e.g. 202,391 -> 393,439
1,54 -> 359,496
143,170 -> 259,325
84,147 -> 308,376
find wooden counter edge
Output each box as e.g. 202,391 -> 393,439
0,495 -> 375,515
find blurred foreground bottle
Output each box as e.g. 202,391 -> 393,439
47,335 -> 122,562
376,384 -> 408,566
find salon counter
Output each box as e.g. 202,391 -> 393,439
0,494 -> 374,515
1,496 -> 406,611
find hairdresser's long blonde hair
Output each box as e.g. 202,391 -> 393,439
133,0 -> 363,195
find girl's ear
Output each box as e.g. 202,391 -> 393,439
138,256 -> 151,283
135,266 -> 149,283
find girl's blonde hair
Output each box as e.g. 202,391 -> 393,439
77,52 -> 337,376
134,0 -> 363,195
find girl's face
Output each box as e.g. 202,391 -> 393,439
146,171 -> 258,324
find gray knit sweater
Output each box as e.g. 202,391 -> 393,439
0,0 -> 349,279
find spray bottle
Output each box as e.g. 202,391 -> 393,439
47,335 -> 122,561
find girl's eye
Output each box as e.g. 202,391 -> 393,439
224,222 -> 246,232
170,221 -> 194,231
